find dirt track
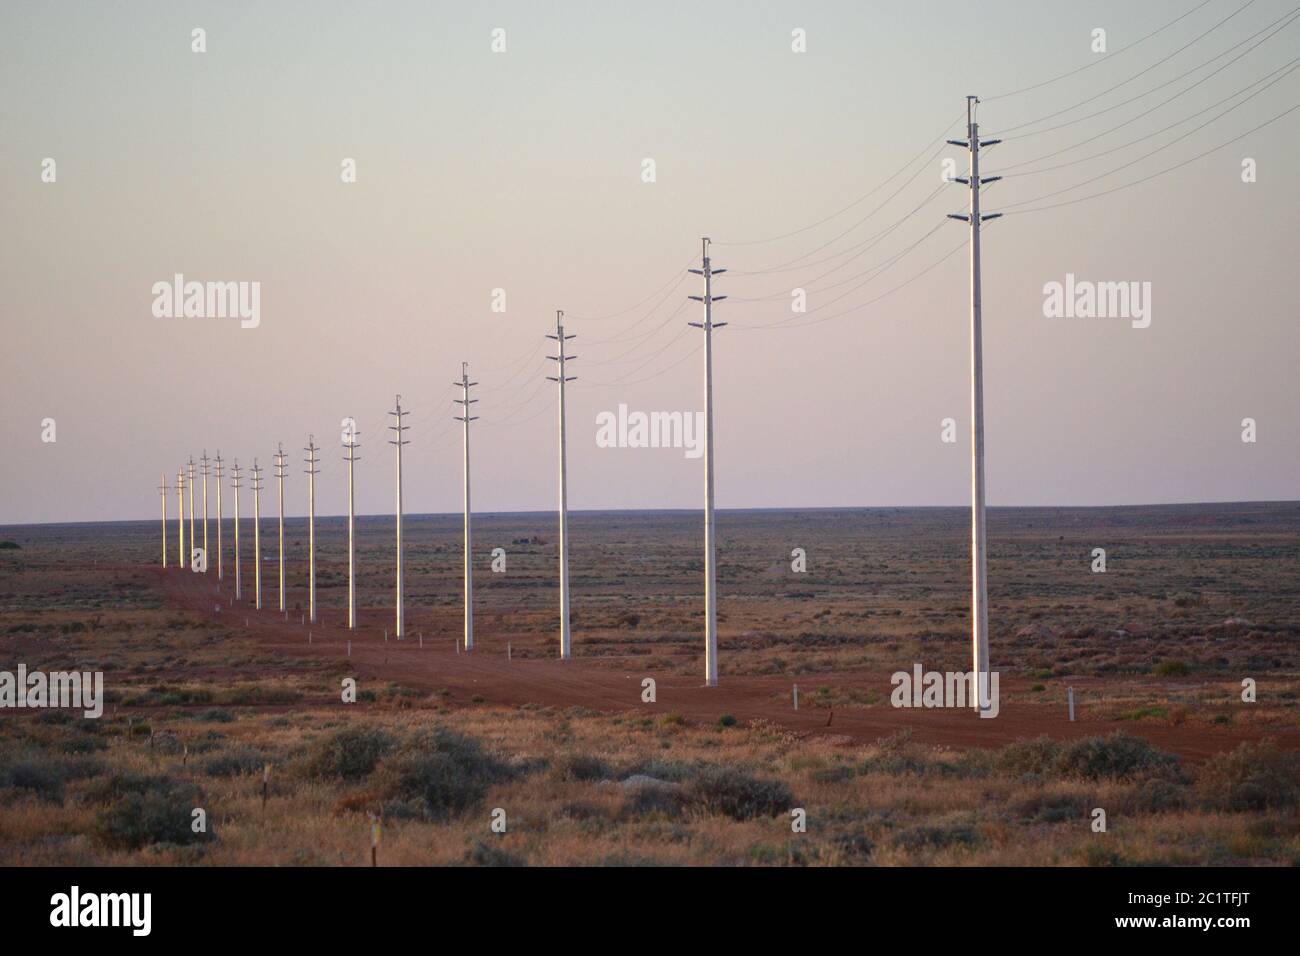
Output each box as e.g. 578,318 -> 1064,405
159,567 -> 1296,761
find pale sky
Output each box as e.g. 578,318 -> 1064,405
2,0 -> 1297,524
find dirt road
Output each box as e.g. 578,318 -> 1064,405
159,567 -> 1295,761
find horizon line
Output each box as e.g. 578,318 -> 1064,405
2,497 -> 1297,531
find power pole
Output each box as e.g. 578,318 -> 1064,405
157,475 -> 168,567
388,397 -> 409,639
175,468 -> 185,569
454,364 -> 479,652
214,452 -> 224,581
230,460 -> 244,600
947,95 -> 1001,715
274,444 -> 287,613
344,420 -> 361,629
251,459 -> 264,610
546,311 -> 577,660
689,237 -> 727,687
187,456 -> 196,566
199,451 -> 211,570
304,436 -> 320,624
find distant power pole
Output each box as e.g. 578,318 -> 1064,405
546,311 -> 577,660
199,451 -> 211,569
454,364 -> 479,652
186,456 -> 196,565
304,436 -> 320,624
344,421 -> 361,629
388,396 -> 409,639
175,468 -> 185,569
947,95 -> 1001,715
214,452 -> 225,580
157,475 -> 168,568
274,444 -> 287,613
689,237 -> 727,687
251,459 -> 264,610
230,460 -> 244,600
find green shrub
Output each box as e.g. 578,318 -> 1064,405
306,727 -> 394,780
893,816 -> 982,852
385,728 -> 514,821
688,766 -> 793,821
620,782 -> 689,820
1054,733 -> 1180,781
998,733 -> 1180,782
92,776 -> 208,850
1198,740 -> 1299,812
550,753 -> 610,783
462,840 -> 525,867
1154,660 -> 1191,677
997,737 -> 1059,777
203,748 -> 270,778
715,714 -> 737,729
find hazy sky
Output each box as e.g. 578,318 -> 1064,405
2,0 -> 1296,524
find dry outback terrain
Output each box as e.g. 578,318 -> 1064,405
0,502 -> 1297,866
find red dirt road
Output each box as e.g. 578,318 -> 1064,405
159,568 -> 1297,761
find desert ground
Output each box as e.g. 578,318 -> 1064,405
0,502 -> 1296,865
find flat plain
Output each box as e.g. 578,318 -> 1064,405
0,502 -> 1296,865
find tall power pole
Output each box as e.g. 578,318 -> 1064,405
344,420 -> 361,629
947,95 -> 1001,715
187,456 -> 196,564
454,364 -> 479,652
689,237 -> 727,687
251,459 -> 264,610
546,311 -> 577,660
388,397 -> 409,639
214,452 -> 224,581
304,436 -> 320,624
230,460 -> 244,600
274,444 -> 287,612
199,451 -> 211,570
157,475 -> 168,567
175,468 -> 185,569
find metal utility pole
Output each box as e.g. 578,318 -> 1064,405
175,468 -> 185,568
454,364 -> 479,652
388,397 -> 409,639
304,436 -> 320,624
200,451 -> 211,570
274,444 -> 287,612
689,237 -> 727,687
230,460 -> 243,600
251,460 -> 264,610
947,95 -> 1001,715
546,311 -> 577,660
344,421 -> 361,629
186,456 -> 196,567
157,475 -> 168,567
214,452 -> 224,581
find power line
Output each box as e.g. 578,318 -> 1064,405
984,0 -> 1221,101
991,7 -> 1300,165
998,67 -> 1300,211
1004,100 -> 1300,216
995,0 -> 1261,136
996,53 -> 1300,179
